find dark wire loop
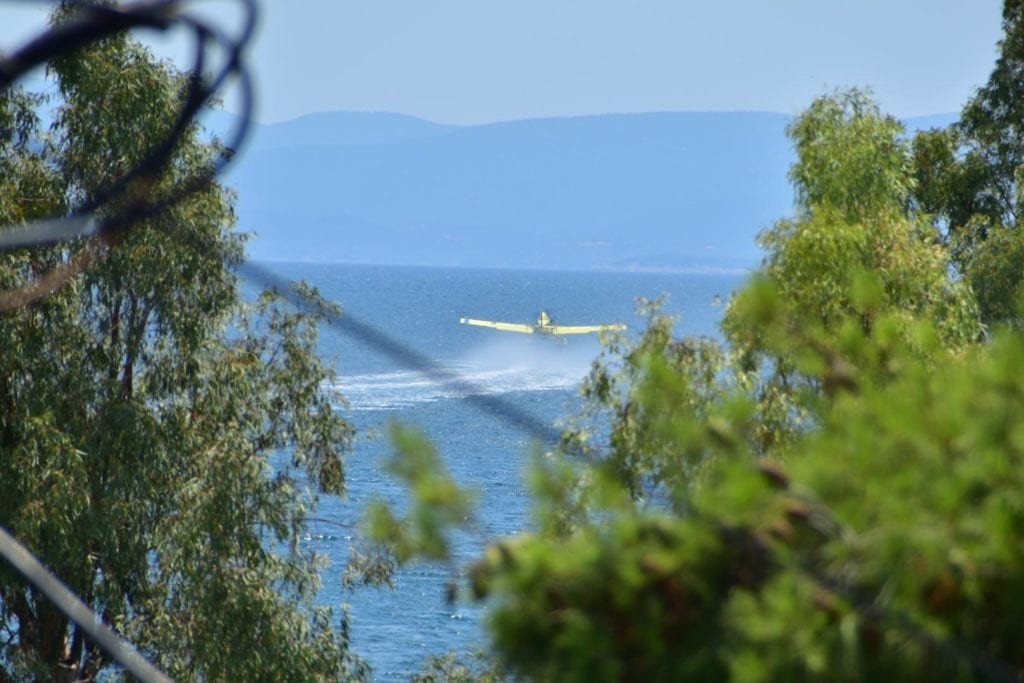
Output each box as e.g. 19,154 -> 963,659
0,0 -> 255,252
0,0 -> 254,312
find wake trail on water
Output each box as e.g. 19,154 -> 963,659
327,336 -> 602,411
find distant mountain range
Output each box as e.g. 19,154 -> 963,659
206,109 -> 957,271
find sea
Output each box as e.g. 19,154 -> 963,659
253,262 -> 746,679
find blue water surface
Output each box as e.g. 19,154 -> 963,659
256,262 -> 745,679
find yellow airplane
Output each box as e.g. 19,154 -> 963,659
459,310 -> 626,336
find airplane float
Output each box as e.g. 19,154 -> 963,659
459,310 -> 626,336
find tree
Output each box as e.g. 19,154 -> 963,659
746,91 -> 978,343
955,0 -> 1024,229
378,89 -> 1024,681
0,9 -> 363,681
473,312 -> 1024,681
911,0 -> 1024,327
716,91 -> 978,452
459,94 -> 1014,683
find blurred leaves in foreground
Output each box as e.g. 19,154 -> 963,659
384,10 -> 1024,676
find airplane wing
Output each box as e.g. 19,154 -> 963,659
460,317 -> 535,334
549,323 -> 627,335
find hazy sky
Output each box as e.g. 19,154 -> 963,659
1,2 -> 1007,124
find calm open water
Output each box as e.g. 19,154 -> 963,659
256,262 -> 745,679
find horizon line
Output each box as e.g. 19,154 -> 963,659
220,107 -> 961,129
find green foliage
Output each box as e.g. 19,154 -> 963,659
473,303 -> 1024,682
0,10 -> 362,681
754,91 -> 978,347
910,128 -> 994,249
964,221 -> 1024,328
714,91 -> 977,458
568,301 -> 733,507
712,92 -> 977,456
366,424 -> 476,564
345,8 -> 1024,680
410,650 -> 504,683
955,0 -> 1024,228
389,85 -> 1024,681
751,211 -> 975,343
786,90 -> 912,222
909,1 -> 1024,327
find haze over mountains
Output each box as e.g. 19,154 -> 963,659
212,109 -> 956,271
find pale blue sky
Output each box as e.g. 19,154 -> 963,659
1,1 -> 1007,124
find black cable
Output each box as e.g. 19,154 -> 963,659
0,525 -> 171,683
237,261 -> 564,445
